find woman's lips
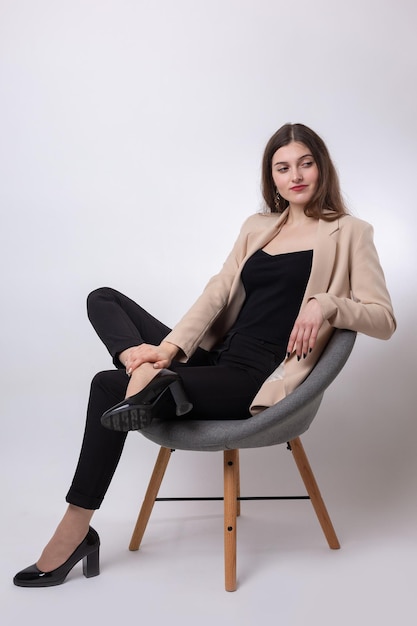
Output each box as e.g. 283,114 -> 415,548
290,185 -> 307,191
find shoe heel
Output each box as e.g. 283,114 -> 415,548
83,546 -> 100,578
169,380 -> 193,416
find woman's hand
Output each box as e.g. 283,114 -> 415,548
287,298 -> 324,360
120,341 -> 179,375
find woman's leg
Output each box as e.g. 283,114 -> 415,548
67,289 -> 176,510
172,363 -> 258,419
88,286 -> 183,413
36,369 -> 129,572
66,370 -> 129,509
87,287 -> 171,367
22,290 -> 173,574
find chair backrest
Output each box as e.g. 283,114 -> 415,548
140,329 -> 357,452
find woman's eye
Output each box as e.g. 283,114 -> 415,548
277,167 -> 288,173
301,161 -> 313,168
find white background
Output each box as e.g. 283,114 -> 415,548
1,1 -> 416,624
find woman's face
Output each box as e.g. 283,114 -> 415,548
271,141 -> 319,209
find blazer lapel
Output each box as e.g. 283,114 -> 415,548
302,218 -> 340,305
245,210 -> 290,259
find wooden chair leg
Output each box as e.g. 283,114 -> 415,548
224,449 -> 239,591
289,436 -> 340,549
129,446 -> 172,551
236,449 -> 241,517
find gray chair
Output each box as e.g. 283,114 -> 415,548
129,329 -> 356,591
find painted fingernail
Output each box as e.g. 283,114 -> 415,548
297,355 -> 301,362
303,353 -> 307,359
286,352 -> 291,359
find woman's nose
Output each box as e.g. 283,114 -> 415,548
292,169 -> 302,182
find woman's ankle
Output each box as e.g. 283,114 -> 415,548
36,506 -> 94,572
125,364 -> 158,399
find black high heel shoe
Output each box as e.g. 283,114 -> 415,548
13,527 -> 100,588
100,368 -> 193,432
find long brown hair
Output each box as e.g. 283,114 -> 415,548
261,123 -> 349,220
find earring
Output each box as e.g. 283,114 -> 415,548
274,190 -> 281,210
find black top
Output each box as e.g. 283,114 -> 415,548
230,249 -> 313,345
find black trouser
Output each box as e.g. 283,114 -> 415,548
65,287 -> 285,509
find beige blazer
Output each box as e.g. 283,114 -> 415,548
164,209 -> 396,414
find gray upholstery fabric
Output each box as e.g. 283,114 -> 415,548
139,329 -> 356,452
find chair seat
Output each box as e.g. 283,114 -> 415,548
139,329 -> 356,451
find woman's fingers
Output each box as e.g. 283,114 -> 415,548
289,324 -> 318,358
125,344 -> 155,372
125,343 -> 173,373
287,299 -> 324,359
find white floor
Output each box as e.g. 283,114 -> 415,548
2,422 -> 416,626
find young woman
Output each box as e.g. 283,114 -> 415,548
14,123 -> 396,587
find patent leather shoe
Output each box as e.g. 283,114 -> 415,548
13,526 -> 100,587
101,368 -> 193,432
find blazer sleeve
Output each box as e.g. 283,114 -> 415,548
162,217 -> 251,358
313,221 -> 396,339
